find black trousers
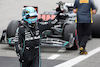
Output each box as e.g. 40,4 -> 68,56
77,23 -> 91,49
20,48 -> 40,67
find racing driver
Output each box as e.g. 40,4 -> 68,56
14,6 -> 56,67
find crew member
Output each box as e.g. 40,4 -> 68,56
73,0 -> 97,55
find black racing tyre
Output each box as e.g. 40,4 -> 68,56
66,30 -> 78,50
63,22 -> 76,41
6,20 -> 20,38
63,22 -> 78,50
92,14 -> 100,38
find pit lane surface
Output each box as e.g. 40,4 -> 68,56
0,0 -> 100,67
0,38 -> 100,67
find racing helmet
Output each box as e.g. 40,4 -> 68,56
22,7 -> 38,25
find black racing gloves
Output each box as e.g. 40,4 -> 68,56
18,54 -> 25,63
14,44 -> 25,63
14,44 -> 20,54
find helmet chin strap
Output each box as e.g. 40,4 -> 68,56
22,19 -> 35,28
28,22 -> 36,28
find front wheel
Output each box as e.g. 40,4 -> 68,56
66,30 -> 78,50
6,20 -> 20,46
63,22 -> 78,50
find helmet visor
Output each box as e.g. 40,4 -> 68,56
28,16 -> 37,19
28,12 -> 37,19
29,12 -> 38,16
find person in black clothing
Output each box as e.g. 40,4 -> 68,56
73,0 -> 97,55
14,7 -> 56,67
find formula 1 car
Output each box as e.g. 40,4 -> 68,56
1,1 -> 100,50
0,1 -> 78,50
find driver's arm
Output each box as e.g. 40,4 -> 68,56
38,21 -> 52,34
38,19 -> 58,33
14,27 -> 24,56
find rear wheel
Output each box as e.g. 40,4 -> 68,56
92,14 -> 100,37
63,22 -> 78,50
6,20 -> 20,46
7,20 -> 20,38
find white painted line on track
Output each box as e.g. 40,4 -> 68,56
54,47 -> 100,67
57,48 -> 66,53
47,54 -> 60,60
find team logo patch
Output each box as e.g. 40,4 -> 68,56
80,0 -> 89,4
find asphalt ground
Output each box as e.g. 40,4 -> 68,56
0,0 -> 100,67
0,38 -> 100,67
